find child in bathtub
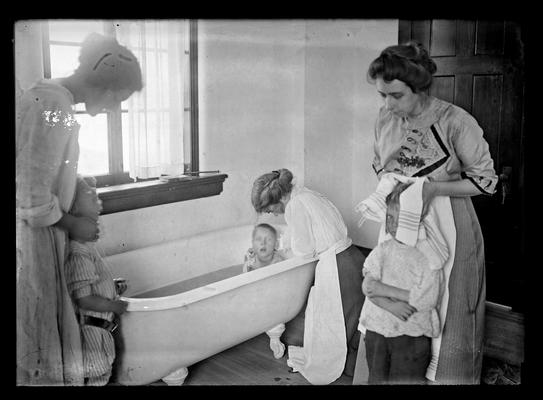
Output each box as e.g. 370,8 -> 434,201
65,176 -> 129,386
243,223 -> 288,358
243,223 -> 287,272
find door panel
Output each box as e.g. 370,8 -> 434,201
475,21 -> 505,55
431,76 -> 455,104
430,20 -> 456,56
399,20 -> 525,310
472,75 -> 503,161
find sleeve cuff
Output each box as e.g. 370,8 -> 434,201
372,163 -> 384,177
72,286 -> 92,299
461,172 -> 498,195
17,196 -> 63,228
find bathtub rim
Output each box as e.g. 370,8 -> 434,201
120,255 -> 318,312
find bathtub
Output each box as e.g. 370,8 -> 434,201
105,224 -> 317,385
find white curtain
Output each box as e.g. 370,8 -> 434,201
116,20 -> 187,179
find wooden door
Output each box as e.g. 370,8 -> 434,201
399,20 -> 526,311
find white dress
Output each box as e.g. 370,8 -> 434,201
284,185 -> 350,255
16,79 -> 83,385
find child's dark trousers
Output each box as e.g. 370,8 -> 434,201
365,330 -> 431,384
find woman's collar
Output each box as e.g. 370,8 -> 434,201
401,96 -> 442,129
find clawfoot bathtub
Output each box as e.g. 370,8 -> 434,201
105,224 -> 316,385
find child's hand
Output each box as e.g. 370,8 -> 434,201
386,300 -> 417,321
70,216 -> 99,242
362,277 -> 382,297
111,299 -> 128,315
114,278 -> 128,295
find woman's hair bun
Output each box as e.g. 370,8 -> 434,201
405,40 -> 437,75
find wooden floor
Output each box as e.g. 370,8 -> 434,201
148,333 -> 353,386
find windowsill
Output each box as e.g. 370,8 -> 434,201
97,173 -> 228,215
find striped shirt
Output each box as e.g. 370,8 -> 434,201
65,240 -> 117,379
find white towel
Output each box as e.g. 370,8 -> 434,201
286,239 -> 350,385
355,173 -> 449,263
424,196 -> 456,381
396,177 -> 425,246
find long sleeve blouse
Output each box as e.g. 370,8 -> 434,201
372,96 -> 498,194
284,185 -> 351,256
16,79 -> 80,227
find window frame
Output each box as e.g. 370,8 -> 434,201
42,19 -> 227,214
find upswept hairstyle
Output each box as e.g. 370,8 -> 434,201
367,41 -> 437,93
251,168 -> 294,213
252,223 -> 278,239
75,32 -> 143,93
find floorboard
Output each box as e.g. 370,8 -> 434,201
148,333 -> 353,386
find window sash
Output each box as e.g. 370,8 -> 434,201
43,19 -> 198,188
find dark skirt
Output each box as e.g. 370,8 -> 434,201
282,244 -> 366,376
434,196 -> 486,384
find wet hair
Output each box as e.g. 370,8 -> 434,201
251,168 -> 294,213
75,32 -> 143,93
252,223 -> 278,240
367,41 -> 437,93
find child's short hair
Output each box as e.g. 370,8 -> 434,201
252,223 -> 278,239
70,175 -> 97,215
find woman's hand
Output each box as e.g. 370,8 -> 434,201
70,216 -> 99,242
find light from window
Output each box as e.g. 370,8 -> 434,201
45,19 -> 194,186
75,113 -> 109,175
48,20 -> 104,42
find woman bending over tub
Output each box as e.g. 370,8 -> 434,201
251,169 -> 365,383
65,177 -> 129,386
243,223 -> 288,359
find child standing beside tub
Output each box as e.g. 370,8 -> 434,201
356,179 -> 446,384
65,177 -> 129,386
243,223 -> 288,359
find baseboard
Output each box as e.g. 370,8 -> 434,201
484,301 -> 525,366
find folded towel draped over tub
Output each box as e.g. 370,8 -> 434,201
286,238 -> 351,385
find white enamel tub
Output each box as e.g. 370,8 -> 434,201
104,224 -> 317,385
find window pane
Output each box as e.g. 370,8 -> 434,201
75,113 -> 109,175
122,112 -> 130,172
49,20 -> 104,43
50,44 -> 80,79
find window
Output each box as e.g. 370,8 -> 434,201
44,20 -> 193,185
42,19 -> 227,213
